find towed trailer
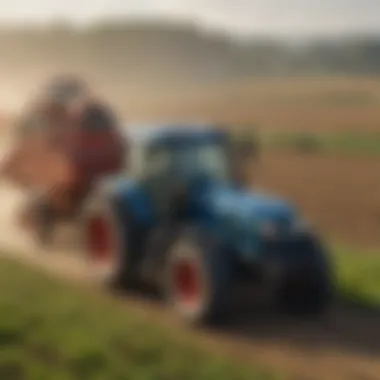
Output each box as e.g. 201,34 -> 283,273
1,101 -> 127,246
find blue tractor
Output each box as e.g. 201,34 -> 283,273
81,123 -> 334,324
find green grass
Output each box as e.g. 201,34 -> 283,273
262,132 -> 380,156
333,246 -> 380,308
0,258 -> 283,380
0,246 -> 379,380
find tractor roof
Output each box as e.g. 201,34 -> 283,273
123,122 -> 227,148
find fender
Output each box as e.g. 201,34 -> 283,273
189,183 -> 297,262
97,176 -> 156,228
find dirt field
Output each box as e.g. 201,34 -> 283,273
139,77 -> 380,133
2,77 -> 380,250
257,152 -> 380,249
3,76 -> 380,132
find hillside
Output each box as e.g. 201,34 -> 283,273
0,21 -> 380,112
0,257 -> 278,380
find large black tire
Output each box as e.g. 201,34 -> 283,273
80,191 -> 129,289
163,227 -> 234,326
277,238 -> 334,316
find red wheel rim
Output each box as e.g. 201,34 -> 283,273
87,216 -> 114,263
173,259 -> 203,309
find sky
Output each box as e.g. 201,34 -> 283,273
0,0 -> 379,37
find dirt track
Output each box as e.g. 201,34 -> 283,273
1,132 -> 380,379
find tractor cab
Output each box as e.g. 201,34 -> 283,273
126,124 -> 234,220
145,126 -> 231,179
128,123 -> 258,186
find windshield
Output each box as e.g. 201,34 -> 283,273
174,142 -> 231,182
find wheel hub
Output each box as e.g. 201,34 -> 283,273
173,259 -> 203,310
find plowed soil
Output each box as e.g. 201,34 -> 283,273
257,152 -> 380,249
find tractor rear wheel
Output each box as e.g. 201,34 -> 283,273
163,228 -> 234,326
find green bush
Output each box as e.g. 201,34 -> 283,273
265,132 -> 322,154
292,134 -> 322,154
264,131 -> 380,156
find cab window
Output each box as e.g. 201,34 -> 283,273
144,146 -> 172,177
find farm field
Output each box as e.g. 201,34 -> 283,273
1,77 -> 380,380
132,77 -> 380,133
257,152 -> 380,249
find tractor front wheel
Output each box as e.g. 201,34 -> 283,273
277,240 -> 334,316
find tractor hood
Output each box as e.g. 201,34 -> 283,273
237,191 -> 296,223
195,184 -> 306,260
199,184 -> 299,237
